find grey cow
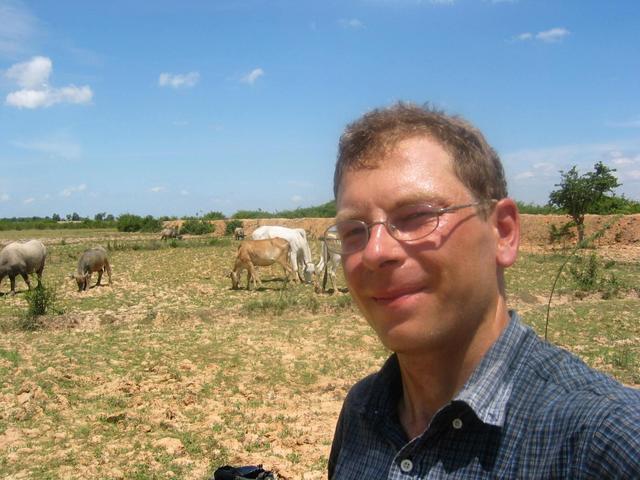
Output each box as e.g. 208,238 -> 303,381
0,239 -> 47,295
71,246 -> 112,291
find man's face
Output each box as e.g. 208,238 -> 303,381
336,136 -> 502,355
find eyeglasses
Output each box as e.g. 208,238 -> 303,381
324,200 -> 495,255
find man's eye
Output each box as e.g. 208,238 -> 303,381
340,225 -> 365,240
395,209 -> 437,230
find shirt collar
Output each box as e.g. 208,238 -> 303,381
362,311 -> 530,428
454,310 -> 529,427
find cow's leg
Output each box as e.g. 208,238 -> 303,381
105,262 -> 112,285
95,269 -> 103,287
278,259 -> 294,288
289,250 -> 302,282
247,263 -> 261,290
10,275 -> 17,295
21,273 -> 31,291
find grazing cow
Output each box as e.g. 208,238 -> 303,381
0,239 -> 47,295
71,246 -> 112,292
234,227 -> 245,241
160,227 -> 182,241
316,234 -> 342,293
251,226 -> 317,285
230,238 -> 292,290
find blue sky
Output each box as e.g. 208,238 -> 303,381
1,0 -> 639,218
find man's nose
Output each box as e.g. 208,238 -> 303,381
360,222 -> 401,269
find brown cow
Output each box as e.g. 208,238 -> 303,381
230,238 -> 293,290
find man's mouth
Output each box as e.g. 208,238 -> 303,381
371,285 -> 424,303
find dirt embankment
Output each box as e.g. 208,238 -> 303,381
167,214 -> 640,247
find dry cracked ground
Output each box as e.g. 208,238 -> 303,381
1,215 -> 639,479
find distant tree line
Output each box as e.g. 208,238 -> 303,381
2,191 -> 638,234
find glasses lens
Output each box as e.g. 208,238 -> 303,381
389,205 -> 439,241
331,220 -> 368,254
324,226 -> 343,253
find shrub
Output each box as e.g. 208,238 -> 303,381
202,211 -> 226,220
225,219 -> 243,236
569,253 -> 599,291
117,214 -> 161,233
181,219 -> 215,235
568,253 -> 625,298
549,221 -> 576,245
21,283 -> 61,329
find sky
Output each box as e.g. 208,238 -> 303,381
0,0 -> 639,219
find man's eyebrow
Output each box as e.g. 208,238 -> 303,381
335,194 -> 447,221
335,208 -> 363,222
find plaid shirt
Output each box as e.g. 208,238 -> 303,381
328,312 -> 640,479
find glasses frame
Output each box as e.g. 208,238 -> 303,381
324,200 -> 496,255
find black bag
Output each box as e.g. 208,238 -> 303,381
212,464 -> 277,480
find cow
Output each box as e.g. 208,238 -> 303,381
160,227 -> 182,241
234,227 -> 245,241
251,226 -> 317,285
70,246 -> 112,292
316,234 -> 342,293
230,238 -> 293,290
0,239 -> 47,295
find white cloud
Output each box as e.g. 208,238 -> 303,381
536,27 -> 570,42
0,193 -> 9,202
240,68 -> 264,85
514,27 -> 570,43
12,134 -> 83,160
291,195 -> 303,204
338,18 -> 365,29
514,171 -> 534,180
5,55 -> 50,87
0,0 -> 39,57
150,186 -> 166,193
4,56 -> 93,109
23,197 -> 34,204
60,184 -> 86,197
180,190 -> 189,196
626,170 -> 640,180
513,162 -> 556,181
429,0 -> 455,4
6,85 -> 92,108
158,71 -> 200,88
612,157 -> 635,166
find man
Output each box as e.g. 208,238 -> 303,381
326,103 -> 640,478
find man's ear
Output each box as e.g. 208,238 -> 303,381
493,198 -> 520,268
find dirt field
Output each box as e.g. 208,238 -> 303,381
0,215 -> 638,479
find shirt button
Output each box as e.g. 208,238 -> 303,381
400,459 -> 413,473
452,418 -> 463,430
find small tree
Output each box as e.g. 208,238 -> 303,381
548,162 -> 620,243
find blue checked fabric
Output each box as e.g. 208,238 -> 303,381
328,311 -> 640,479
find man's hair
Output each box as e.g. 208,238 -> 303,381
334,102 -> 508,203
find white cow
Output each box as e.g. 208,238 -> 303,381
316,234 -> 342,293
251,226 -> 316,284
0,239 -> 47,295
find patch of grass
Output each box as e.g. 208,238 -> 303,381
0,347 -> 20,366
